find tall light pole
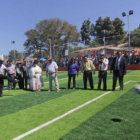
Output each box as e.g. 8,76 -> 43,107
11,41 -> 15,62
122,10 -> 133,54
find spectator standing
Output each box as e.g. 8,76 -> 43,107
110,51 -> 126,91
7,60 -> 16,90
123,51 -> 129,64
98,54 -> 109,90
67,57 -> 79,89
22,60 -> 31,90
0,60 -> 17,97
81,55 -> 95,90
46,57 -> 60,92
0,60 -> 7,97
16,63 -> 24,89
29,60 -> 43,91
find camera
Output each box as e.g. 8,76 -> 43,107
99,60 -> 102,64
99,57 -> 103,64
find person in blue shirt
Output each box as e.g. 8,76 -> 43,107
67,57 -> 79,89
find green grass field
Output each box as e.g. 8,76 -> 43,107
0,70 -> 140,140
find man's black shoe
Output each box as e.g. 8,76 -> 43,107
0,94 -> 3,97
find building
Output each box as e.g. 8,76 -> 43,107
71,43 -> 136,58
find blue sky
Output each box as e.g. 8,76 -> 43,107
0,0 -> 139,55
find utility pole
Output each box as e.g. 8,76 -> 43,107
103,29 -> 105,46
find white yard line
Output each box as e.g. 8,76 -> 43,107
12,80 -> 131,140
130,81 -> 140,83
3,90 -> 9,92
107,75 -> 140,77
44,77 -> 68,84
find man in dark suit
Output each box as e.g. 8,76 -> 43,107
21,60 -> 31,90
110,51 -> 126,91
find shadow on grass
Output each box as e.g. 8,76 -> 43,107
111,118 -> 122,122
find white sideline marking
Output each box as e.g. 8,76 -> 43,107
3,90 -> 8,92
107,75 -> 140,77
44,77 -> 68,84
130,81 -> 140,83
12,81 -> 131,140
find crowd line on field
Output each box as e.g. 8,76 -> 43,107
0,50 -> 129,97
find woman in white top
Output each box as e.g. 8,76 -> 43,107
29,60 -> 44,91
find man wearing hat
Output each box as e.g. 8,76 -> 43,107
46,57 -> 60,92
98,54 -> 109,90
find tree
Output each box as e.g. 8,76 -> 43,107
113,18 -> 126,45
94,16 -> 104,44
8,50 -> 23,60
80,19 -> 91,45
24,18 -> 80,58
131,28 -> 140,46
93,17 -> 125,45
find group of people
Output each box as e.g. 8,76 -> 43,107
67,51 -> 126,92
0,50 -> 126,98
0,57 -> 60,97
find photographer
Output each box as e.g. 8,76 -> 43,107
98,54 -> 109,90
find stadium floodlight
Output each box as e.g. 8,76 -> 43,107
122,12 -> 126,17
129,10 -> 133,15
122,10 -> 134,57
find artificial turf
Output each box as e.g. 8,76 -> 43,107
22,81 -> 135,140
60,88 -> 140,140
0,70 -> 139,140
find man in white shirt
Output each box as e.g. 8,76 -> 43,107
98,54 -> 109,90
7,59 -> 16,90
46,57 -> 60,92
0,60 -> 7,97
0,60 -> 17,97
